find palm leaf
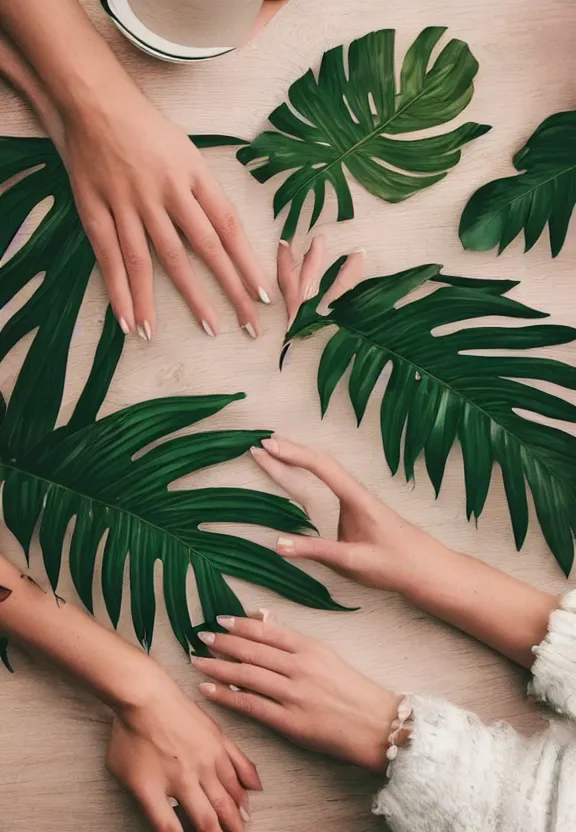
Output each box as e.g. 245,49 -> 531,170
0,308 -> 344,667
459,111 -> 576,257
0,134 -> 247,456
284,258 -> 576,574
238,26 -> 491,239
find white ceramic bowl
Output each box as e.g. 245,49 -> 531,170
101,0 -> 235,62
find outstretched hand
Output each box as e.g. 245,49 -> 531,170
251,436 -> 437,594
194,611 -> 400,773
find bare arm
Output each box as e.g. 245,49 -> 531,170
0,553 -> 260,831
0,0 -> 270,341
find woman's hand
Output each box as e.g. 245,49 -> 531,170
63,90 -> 271,341
109,676 -> 261,832
250,436 -> 443,594
193,612 -> 400,773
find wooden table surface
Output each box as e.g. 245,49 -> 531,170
1,1 -> 575,829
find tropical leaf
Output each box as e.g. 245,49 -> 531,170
460,111 -> 576,257
0,308 -> 345,664
238,26 -> 491,239
0,133 -> 247,457
284,258 -> 576,574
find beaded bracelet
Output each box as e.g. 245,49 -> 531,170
385,695 -> 413,777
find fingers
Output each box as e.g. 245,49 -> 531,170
202,777 -> 246,832
275,534 -> 350,569
250,446 -> 314,509
199,681 -> 286,732
193,657 -> 288,701
221,738 -> 263,792
277,240 -> 301,326
77,196 -> 135,334
298,234 -> 325,303
277,235 -> 325,326
216,754 -> 251,813
172,192 -> 260,337
319,248 -> 365,314
136,787 -> 184,832
177,783 -> 223,832
144,207 -> 219,337
259,435 -> 367,505
114,209 -> 155,339
193,173 -> 273,306
200,613 -> 308,655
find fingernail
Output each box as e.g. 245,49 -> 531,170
250,447 -> 267,458
216,615 -> 235,629
190,655 -> 200,665
279,239 -> 290,248
259,608 -> 272,623
240,807 -> 251,822
202,320 -> 216,337
199,682 -> 216,695
119,316 -> 131,335
198,631 -> 216,645
137,324 -> 152,342
261,437 -> 279,454
350,247 -> 366,255
304,282 -> 316,301
230,684 -> 241,693
258,287 -> 271,304
277,536 -> 294,551
242,322 -> 258,340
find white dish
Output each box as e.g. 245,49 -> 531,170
102,0 -> 235,62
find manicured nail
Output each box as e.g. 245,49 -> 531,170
242,322 -> 258,339
304,282 -> 317,301
190,655 -> 199,665
259,608 -> 272,622
198,631 -> 216,645
202,319 -> 216,337
277,536 -> 294,551
199,682 -> 216,695
261,437 -> 279,454
258,287 -> 271,304
279,239 -> 290,248
119,317 -> 131,335
230,684 -> 241,693
137,323 -> 152,342
240,807 -> 251,822
216,615 -> 235,629
250,447 -> 267,459
351,247 -> 366,255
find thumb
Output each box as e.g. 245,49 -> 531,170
276,534 -> 349,568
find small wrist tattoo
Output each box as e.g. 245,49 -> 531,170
0,586 -> 12,603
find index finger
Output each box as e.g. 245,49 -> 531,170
259,436 -> 368,506
210,613 -> 310,654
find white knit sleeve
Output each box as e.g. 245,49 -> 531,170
529,589 -> 576,719
373,591 -> 576,832
373,696 -> 576,831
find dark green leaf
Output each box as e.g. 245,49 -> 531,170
286,256 -> 576,574
238,27 -> 490,238
460,111 -> 576,257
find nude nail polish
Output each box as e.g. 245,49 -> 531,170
119,317 -> 130,335
258,287 -> 271,304
199,682 -> 216,695
202,320 -> 216,337
198,631 -> 216,645
216,615 -> 235,629
242,322 -> 258,339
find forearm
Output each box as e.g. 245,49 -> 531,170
0,0 -> 141,120
398,539 -> 557,668
0,555 -> 167,711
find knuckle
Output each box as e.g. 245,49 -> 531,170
197,232 -> 221,258
161,243 -> 184,266
219,210 -> 240,238
235,692 -> 255,715
123,250 -> 148,272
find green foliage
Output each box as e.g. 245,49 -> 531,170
0,309 -> 344,668
284,258 -> 576,574
460,111 -> 576,257
238,26 -> 491,239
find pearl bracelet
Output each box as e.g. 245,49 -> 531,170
385,695 -> 413,777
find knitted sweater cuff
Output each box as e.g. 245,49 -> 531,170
372,694 -> 522,831
529,590 -> 576,719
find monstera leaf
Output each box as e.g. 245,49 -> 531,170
0,309 -> 343,670
238,26 -> 491,239
283,258 -> 576,574
460,111 -> 576,257
0,134 -> 246,456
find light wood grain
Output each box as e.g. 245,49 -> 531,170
0,0 -> 575,829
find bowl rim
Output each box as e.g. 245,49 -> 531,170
100,0 -> 236,62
